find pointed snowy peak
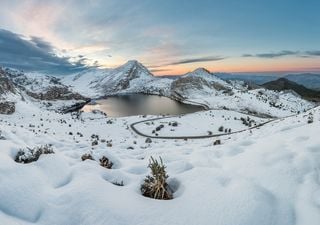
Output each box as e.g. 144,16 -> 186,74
185,67 -> 214,77
183,67 -> 227,84
192,67 -> 212,75
116,60 -> 153,76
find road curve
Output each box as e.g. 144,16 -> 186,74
130,115 -> 275,140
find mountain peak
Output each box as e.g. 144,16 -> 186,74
123,60 -> 144,68
118,60 -> 153,77
192,68 -> 211,74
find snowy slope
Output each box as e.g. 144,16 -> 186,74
1,68 -> 86,101
170,68 -> 233,99
184,68 -> 230,86
170,68 -> 314,117
0,98 -> 319,225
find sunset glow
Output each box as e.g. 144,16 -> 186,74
0,0 -> 319,75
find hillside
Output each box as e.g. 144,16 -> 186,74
284,73 -> 320,91
262,78 -> 320,102
216,73 -> 320,91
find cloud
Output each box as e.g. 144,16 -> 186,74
305,50 -> 320,56
0,29 -> 90,74
243,50 -> 298,58
150,68 -> 172,73
243,50 -> 320,58
166,56 -> 225,66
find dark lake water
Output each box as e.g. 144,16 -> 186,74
81,94 -> 203,117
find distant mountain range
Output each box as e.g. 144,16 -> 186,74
262,78 -> 320,102
215,73 -> 320,91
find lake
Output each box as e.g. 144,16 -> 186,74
81,94 -> 203,117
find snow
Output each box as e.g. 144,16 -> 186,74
133,110 -> 269,137
0,61 -> 319,224
5,69 -> 65,94
61,63 -> 314,118
182,87 -> 314,117
184,68 -> 230,86
0,97 -> 320,225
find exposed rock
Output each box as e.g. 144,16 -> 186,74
2,68 -> 88,101
26,86 -> 87,101
0,69 -> 16,95
0,101 -> 15,114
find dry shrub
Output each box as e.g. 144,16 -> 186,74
141,157 -> 173,200
99,156 -> 113,169
81,153 -> 94,161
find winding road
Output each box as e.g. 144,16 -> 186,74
130,104 -> 318,139
130,115 -> 276,140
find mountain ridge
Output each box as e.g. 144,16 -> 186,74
262,78 -> 320,102
0,60 -> 316,117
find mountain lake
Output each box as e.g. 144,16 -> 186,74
81,94 -> 204,117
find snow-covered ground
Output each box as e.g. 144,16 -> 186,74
133,110 -> 269,137
183,88 -> 314,117
0,98 -> 319,225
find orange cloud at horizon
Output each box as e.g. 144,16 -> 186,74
150,57 -> 320,75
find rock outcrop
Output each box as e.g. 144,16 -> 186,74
0,101 -> 15,114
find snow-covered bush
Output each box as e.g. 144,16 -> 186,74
15,145 -> 54,164
99,156 -> 113,169
307,113 -> 314,124
141,157 -> 173,200
81,153 -> 94,161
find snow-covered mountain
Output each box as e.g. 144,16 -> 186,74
169,67 -> 314,117
0,68 -> 88,114
1,60 -> 316,118
170,68 -> 233,98
4,69 -> 86,101
62,60 -> 172,97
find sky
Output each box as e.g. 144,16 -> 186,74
0,0 -> 319,75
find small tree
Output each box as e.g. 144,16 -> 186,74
141,157 -> 173,200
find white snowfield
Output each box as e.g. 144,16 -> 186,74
0,98 -> 319,225
133,110 -> 270,137
183,88 -> 314,118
